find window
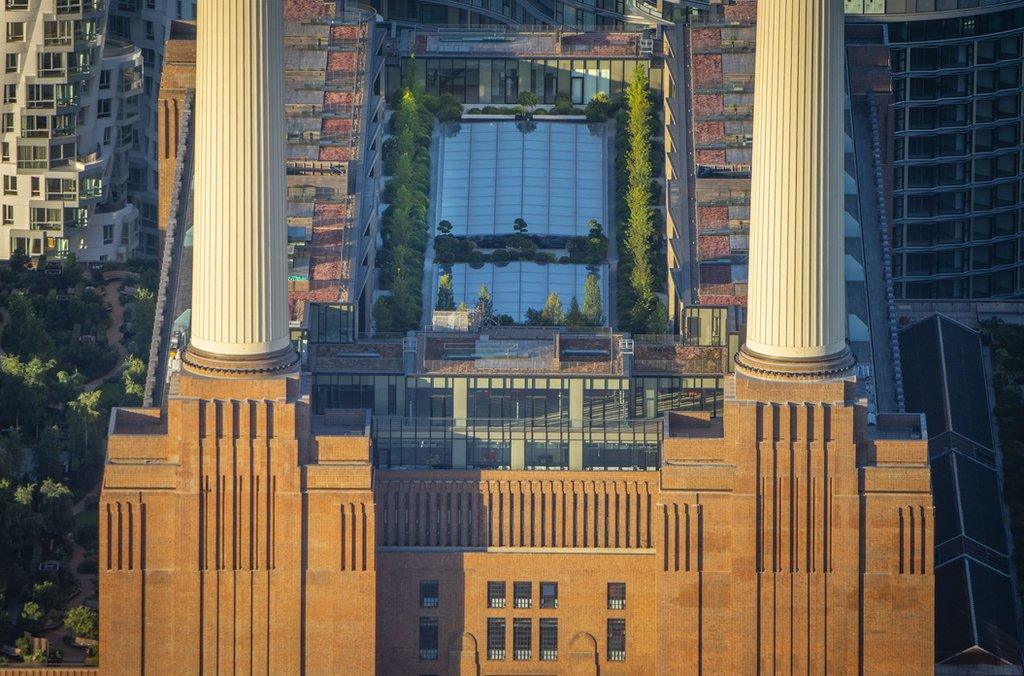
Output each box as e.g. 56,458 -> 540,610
3,84 -> 16,105
5,53 -> 17,73
420,581 -> 439,608
540,582 -> 558,609
102,224 -> 113,244
514,582 -> 532,609
2,204 -> 13,226
6,22 -> 25,42
487,581 -> 506,609
608,582 -> 626,610
97,99 -> 111,119
540,618 -> 558,661
418,617 -> 438,661
487,618 -> 506,660
3,175 -> 16,196
513,618 -> 532,661
607,619 -> 625,661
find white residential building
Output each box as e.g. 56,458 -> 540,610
1,0 -> 143,261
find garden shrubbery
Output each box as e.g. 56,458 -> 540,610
615,65 -> 667,334
374,85 -> 434,332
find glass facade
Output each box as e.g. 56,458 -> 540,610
412,57 -> 647,106
888,7 -> 1024,298
372,0 -> 633,29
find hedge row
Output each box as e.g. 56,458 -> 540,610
373,88 -> 434,333
615,65 -> 667,334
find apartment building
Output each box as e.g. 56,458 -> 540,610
1,0 -> 143,261
105,0 -> 196,258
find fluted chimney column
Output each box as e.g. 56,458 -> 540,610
736,0 -> 854,380
183,0 -> 297,376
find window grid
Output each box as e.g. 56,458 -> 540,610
608,582 -> 626,610
419,617 -> 438,661
540,618 -> 558,661
607,618 -> 626,662
514,581 -> 532,609
487,617 -> 506,661
488,581 -> 506,609
540,581 -> 558,609
513,618 -> 532,661
420,581 -> 439,608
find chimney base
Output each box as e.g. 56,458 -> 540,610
182,344 -> 299,378
734,345 -> 855,382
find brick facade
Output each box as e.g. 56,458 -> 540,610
94,371 -> 933,674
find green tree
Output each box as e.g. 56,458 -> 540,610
20,601 -> 43,632
583,273 -> 603,326
586,91 -> 611,122
435,273 -> 455,311
67,390 -> 103,467
540,292 -> 564,325
517,91 -> 539,109
128,288 -> 156,358
513,218 -> 528,234
38,479 -> 73,542
437,219 -> 453,235
30,581 -> 61,613
33,426 -> 64,482
565,297 -> 585,328
3,293 -> 55,359
475,285 -> 494,324
64,606 -> 98,639
122,354 -> 146,404
0,356 -> 57,432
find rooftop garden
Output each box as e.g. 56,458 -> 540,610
616,65 -> 666,334
373,80 -> 435,333
434,218 -> 608,267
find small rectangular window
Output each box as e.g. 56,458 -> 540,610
419,617 -> 438,661
607,619 -> 625,662
540,618 -> 558,661
6,22 -> 25,42
487,618 -> 506,661
513,581 -> 532,609
608,582 -> 626,610
513,618 -> 532,661
420,581 -> 439,608
487,581 -> 506,609
540,582 -> 558,609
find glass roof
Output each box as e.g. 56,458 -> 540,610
438,121 -> 607,237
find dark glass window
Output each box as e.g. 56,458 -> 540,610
420,581 -> 439,608
487,618 -> 506,660
540,618 -> 558,661
488,581 -> 506,609
607,619 -> 626,661
514,581 -> 532,609
540,582 -> 558,609
608,582 -> 626,610
419,617 -> 438,661
513,618 -> 532,660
